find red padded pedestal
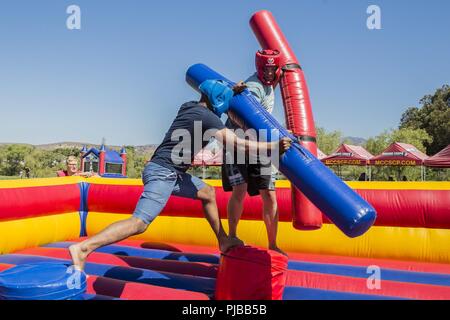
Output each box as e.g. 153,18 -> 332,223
215,246 -> 288,300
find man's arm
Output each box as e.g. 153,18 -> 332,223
74,171 -> 99,178
233,81 -> 247,94
214,128 -> 292,156
219,81 -> 291,154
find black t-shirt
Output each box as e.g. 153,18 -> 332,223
151,101 -> 226,173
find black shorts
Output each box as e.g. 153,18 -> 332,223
222,162 -> 276,197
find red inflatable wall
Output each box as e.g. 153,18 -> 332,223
0,184 -> 80,221
87,183 -> 450,229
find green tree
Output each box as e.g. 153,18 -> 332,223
51,148 -> 80,171
399,85 -> 450,155
364,128 -> 432,181
0,144 -> 85,178
316,127 -> 343,155
131,153 -> 148,178
53,147 -> 81,159
391,128 -> 432,154
364,128 -> 431,156
24,149 -> 56,178
123,146 -> 153,179
0,144 -> 35,176
0,145 -> 6,174
124,146 -> 139,178
364,130 -> 391,156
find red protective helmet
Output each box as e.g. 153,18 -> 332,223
255,49 -> 282,86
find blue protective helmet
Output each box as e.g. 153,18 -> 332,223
199,80 -> 234,117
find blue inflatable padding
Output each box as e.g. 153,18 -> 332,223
101,173 -> 127,178
78,182 -> 89,212
0,255 -> 216,296
74,294 -> 121,300
78,182 -> 89,237
287,260 -> 450,287
44,242 -> 220,264
282,286 -> 405,300
78,211 -> 88,237
0,262 -> 86,300
186,64 -> 377,238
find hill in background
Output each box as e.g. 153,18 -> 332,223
1,137 -> 368,154
0,142 -> 158,155
342,136 -> 367,146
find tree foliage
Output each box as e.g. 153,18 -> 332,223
364,128 -> 433,181
316,127 -> 343,155
364,128 -> 432,156
0,144 -> 154,179
123,146 -> 153,179
399,85 -> 450,155
0,144 -> 34,176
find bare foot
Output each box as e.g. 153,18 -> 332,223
219,236 -> 244,253
269,245 -> 288,257
69,244 -> 89,271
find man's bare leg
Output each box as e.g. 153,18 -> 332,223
69,216 -> 148,271
227,183 -> 247,238
197,185 -> 244,253
260,189 -> 287,256
69,184 -> 244,270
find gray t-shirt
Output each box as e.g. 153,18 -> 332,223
225,72 -> 275,130
223,73 -> 277,175
244,72 -> 275,113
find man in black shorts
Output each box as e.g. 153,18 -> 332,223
222,49 -> 286,255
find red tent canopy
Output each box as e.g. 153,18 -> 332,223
369,142 -> 428,166
321,144 -> 374,166
424,145 -> 450,168
317,148 -> 327,160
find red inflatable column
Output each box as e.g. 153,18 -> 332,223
120,147 -> 127,177
99,144 -> 106,176
215,246 -> 288,300
250,10 -> 323,230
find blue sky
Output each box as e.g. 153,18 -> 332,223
0,0 -> 449,145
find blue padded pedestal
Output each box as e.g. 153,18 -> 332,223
0,262 -> 87,300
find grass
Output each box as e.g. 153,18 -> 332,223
0,176 -> 21,180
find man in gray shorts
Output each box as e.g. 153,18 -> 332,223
69,79 -> 292,271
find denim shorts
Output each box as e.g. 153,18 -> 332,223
133,162 -> 206,225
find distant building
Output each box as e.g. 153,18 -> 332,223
80,145 -> 127,178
